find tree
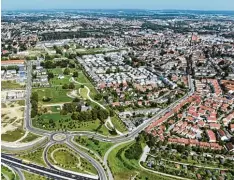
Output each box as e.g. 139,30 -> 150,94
73,98 -> 80,102
109,109 -> 115,117
68,82 -> 75,89
63,68 -> 70,75
62,83 -> 69,89
91,109 -> 98,120
71,112 -> 78,120
31,109 -> 37,118
31,92 -> 39,102
94,94 -> 102,101
98,109 -> 109,121
47,72 -> 54,80
73,71 -> 79,77
44,60 -> 55,69
106,68 -> 111,74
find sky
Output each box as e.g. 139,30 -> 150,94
2,0 -> 234,11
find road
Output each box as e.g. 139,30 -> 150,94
71,137 -> 114,180
66,137 -> 108,180
12,167 -> 25,180
42,141 -> 99,179
70,77 -> 123,135
2,61 -> 195,180
2,154 -> 94,180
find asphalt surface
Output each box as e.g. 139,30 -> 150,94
12,167 -> 25,180
2,154 -> 94,180
66,138 -> 107,180
1,61 -> 194,180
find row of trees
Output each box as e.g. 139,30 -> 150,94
62,82 -> 75,89
60,100 -> 111,122
1,65 -> 20,71
31,92 -> 39,118
40,59 -> 76,69
71,108 -> 109,122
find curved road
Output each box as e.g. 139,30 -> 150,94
1,60 -> 194,180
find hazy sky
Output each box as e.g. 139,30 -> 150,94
2,0 -> 234,11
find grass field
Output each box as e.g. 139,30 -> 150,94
20,132 -> 40,143
108,141 -> 173,180
48,144 -> 97,175
79,87 -> 88,99
74,136 -> 113,158
1,80 -> 24,89
1,128 -> 25,142
23,171 -> 46,180
111,116 -> 128,133
33,87 -> 72,104
75,70 -> 97,98
33,113 -> 111,135
17,147 -> 46,167
1,165 -> 18,180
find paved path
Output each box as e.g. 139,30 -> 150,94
148,154 -> 230,170
70,77 -> 123,135
14,131 -> 29,143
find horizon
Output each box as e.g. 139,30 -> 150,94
2,8 -> 234,12
2,0 -> 234,11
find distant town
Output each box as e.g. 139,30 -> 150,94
1,9 -> 234,180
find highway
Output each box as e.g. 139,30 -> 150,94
12,167 -> 25,180
2,154 -> 94,180
42,141 -> 100,180
1,60 -> 194,180
66,137 -> 107,180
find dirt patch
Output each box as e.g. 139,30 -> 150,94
1,106 -> 24,134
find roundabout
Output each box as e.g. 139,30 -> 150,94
52,133 -> 67,142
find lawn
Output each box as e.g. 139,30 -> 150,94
108,141 -> 173,180
111,116 -> 128,133
74,136 -> 113,158
79,87 -> 88,99
75,70 -> 98,98
33,113 -> 111,136
33,87 -> 72,104
23,171 -> 46,180
48,144 -> 97,175
50,105 -> 61,113
1,128 -> 25,142
1,80 -> 24,89
48,67 -> 78,86
50,75 -> 71,86
17,147 -> 46,167
20,132 -> 40,143
1,165 -> 18,180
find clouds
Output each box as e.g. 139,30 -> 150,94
2,0 -> 234,10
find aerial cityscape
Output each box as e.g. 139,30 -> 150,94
1,1 -> 234,180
